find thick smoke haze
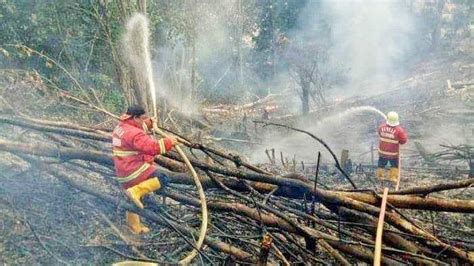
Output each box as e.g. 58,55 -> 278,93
320,0 -> 416,97
152,0 -> 249,114
151,1 -> 419,111
246,1 -> 418,162
143,1 -> 469,167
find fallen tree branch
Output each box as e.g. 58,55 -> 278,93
49,168 -> 256,263
1,139 -> 473,213
393,178 -> 474,195
0,115 -> 110,142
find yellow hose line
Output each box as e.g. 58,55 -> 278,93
153,124 -> 208,265
373,187 -> 389,266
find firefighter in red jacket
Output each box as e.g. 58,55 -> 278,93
112,105 -> 177,234
376,111 -> 408,183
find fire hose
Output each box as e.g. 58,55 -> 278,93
373,187 -> 389,266
152,122 -> 208,265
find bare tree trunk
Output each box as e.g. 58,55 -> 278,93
98,1 -> 134,105
191,37 -> 196,102
137,0 -> 146,13
430,0 -> 446,52
238,0 -> 244,89
301,81 -> 310,115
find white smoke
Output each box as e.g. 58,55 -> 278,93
249,106 -> 387,164
247,1 -> 416,163
150,1 -> 240,114
321,0 -> 416,96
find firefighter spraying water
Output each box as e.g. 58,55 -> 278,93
112,106 -> 177,234
116,13 -> 208,264
376,111 -> 408,188
315,106 -> 407,189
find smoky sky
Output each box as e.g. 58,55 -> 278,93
297,0 -> 417,96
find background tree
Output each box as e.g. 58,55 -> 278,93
286,42 -> 338,115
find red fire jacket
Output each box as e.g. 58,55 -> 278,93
378,123 -> 408,159
112,115 -> 173,189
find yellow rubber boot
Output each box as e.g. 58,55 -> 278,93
389,168 -> 399,183
375,168 -> 385,179
126,211 -> 150,234
126,177 -> 161,209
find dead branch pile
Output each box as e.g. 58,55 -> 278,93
0,113 -> 473,265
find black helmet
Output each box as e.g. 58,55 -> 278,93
126,105 -> 146,118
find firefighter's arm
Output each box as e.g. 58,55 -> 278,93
131,132 -> 175,155
156,137 -> 177,154
397,128 -> 408,145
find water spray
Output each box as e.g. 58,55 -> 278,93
315,106 -> 387,128
124,13 -> 208,265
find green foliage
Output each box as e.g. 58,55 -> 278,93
103,87 -> 126,114
0,1 -> 126,116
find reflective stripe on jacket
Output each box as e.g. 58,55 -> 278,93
378,123 -> 408,159
112,116 -> 173,189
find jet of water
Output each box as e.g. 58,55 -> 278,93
315,106 -> 387,128
122,13 -> 158,117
